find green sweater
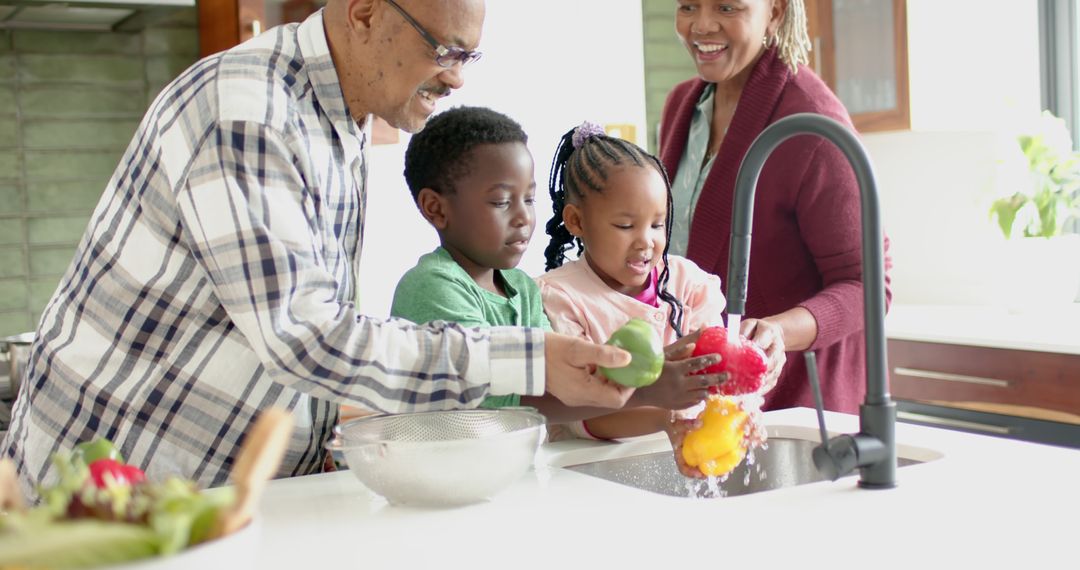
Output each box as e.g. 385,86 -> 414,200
390,247 -> 551,408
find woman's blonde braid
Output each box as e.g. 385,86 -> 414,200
775,0 -> 812,74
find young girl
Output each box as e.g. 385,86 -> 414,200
537,121 -> 785,445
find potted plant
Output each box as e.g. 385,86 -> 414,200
989,110 -> 1080,305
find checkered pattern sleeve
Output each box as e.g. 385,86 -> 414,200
179,120 -> 544,410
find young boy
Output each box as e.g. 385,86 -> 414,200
391,106 -> 548,409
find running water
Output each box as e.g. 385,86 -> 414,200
679,314 -> 776,498
726,313 -> 742,344
683,390 -> 771,499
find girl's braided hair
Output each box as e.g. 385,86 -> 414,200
544,123 -> 685,338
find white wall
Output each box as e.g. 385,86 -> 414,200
356,0 -> 647,317
356,0 -> 1050,313
864,130 -> 1028,305
867,0 -> 1045,305
906,0 -> 1042,132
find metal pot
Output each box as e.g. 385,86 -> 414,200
1,332 -> 34,399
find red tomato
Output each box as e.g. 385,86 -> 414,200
87,459 -> 146,488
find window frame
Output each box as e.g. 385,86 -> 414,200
805,0 -> 910,133
1039,0 -> 1079,150
1040,0 -> 1080,235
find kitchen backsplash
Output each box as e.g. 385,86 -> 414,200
641,0 -> 696,154
0,10 -> 198,337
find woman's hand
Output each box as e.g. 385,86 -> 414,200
739,318 -> 787,394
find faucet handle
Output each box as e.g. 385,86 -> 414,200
804,351 -> 891,483
805,351 -> 857,481
804,351 -> 830,447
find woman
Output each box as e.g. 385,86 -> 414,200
659,0 -> 893,413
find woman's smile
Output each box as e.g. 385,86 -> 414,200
694,41 -> 729,62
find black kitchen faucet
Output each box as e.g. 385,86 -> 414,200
726,112 -> 897,489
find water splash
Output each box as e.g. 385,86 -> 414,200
679,384 -> 774,498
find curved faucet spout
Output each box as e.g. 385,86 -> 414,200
727,112 -> 896,488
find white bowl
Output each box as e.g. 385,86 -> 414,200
329,409 -> 546,507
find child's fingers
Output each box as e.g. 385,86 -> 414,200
678,371 -> 726,390
673,451 -> 706,479
688,372 -> 726,390
664,341 -> 695,361
681,354 -> 720,374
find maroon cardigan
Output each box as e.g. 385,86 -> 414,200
658,48 -> 893,413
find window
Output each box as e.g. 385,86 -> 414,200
1039,0 -> 1080,235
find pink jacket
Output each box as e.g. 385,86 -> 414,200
536,255 -> 726,346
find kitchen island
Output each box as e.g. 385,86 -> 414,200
886,303 -> 1080,355
249,408 -> 1079,568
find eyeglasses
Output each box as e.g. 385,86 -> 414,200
382,0 -> 483,68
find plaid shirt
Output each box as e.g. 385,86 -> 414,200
2,11 -> 544,497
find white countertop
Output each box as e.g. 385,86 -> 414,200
886,303 -> 1080,354
250,408 -> 1080,569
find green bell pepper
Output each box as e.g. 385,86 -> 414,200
599,318 -> 664,388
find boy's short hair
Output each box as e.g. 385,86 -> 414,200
403,106 -> 528,202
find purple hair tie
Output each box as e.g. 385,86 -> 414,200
571,121 -> 605,149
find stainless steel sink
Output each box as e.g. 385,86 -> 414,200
563,435 -> 931,499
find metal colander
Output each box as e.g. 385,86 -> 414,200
328,408 -> 546,507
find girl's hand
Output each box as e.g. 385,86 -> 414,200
666,411 -> 767,480
739,318 -> 787,394
665,414 -> 706,479
629,331 -> 727,410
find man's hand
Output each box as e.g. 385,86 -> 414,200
739,318 -> 787,393
544,332 -> 634,408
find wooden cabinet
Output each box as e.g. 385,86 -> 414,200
805,0 -> 910,132
888,339 -> 1080,445
195,0 -> 399,143
198,0 -> 323,57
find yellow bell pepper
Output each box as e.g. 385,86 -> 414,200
681,396 -> 749,477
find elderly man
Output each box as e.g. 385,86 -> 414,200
2,0 -> 632,497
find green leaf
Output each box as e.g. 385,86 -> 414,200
0,519 -> 160,568
990,193 -> 1026,238
73,439 -> 125,466
997,111 -> 1080,238
144,477 -> 234,555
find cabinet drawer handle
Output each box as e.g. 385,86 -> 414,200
897,411 -> 1012,435
893,367 -> 1010,388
